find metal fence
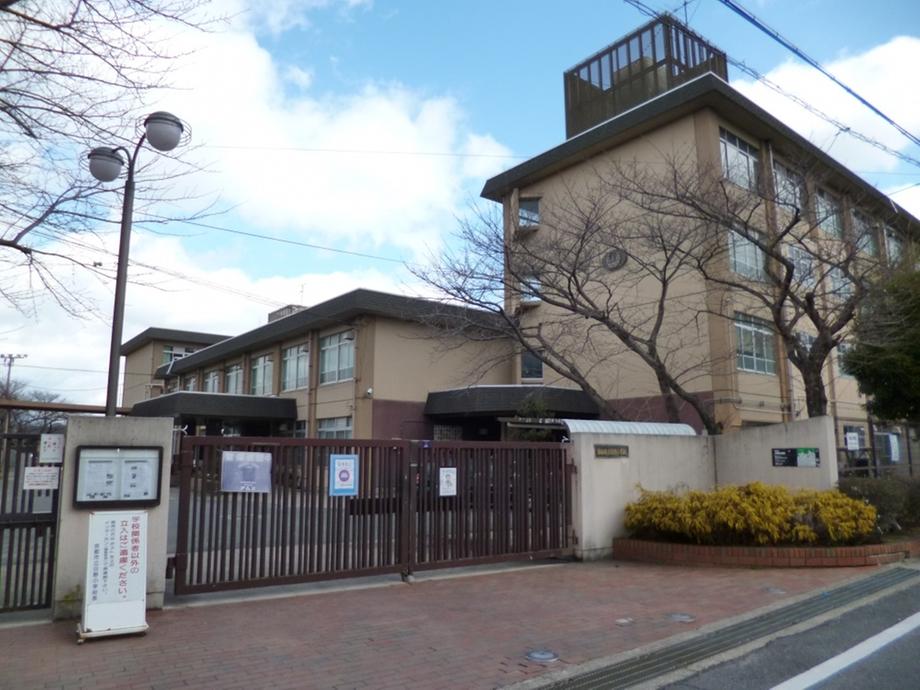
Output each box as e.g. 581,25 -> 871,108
174,437 -> 572,595
1,434 -> 58,612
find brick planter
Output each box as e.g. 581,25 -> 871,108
612,537 -> 920,568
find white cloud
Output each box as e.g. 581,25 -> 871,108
733,36 -> 920,175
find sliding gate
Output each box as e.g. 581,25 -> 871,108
1,434 -> 58,612
174,437 -> 572,594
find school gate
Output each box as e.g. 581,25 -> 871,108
1,434 -> 58,612
173,437 -> 573,594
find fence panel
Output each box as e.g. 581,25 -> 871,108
1,434 -> 58,613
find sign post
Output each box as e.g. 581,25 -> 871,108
77,511 -> 148,643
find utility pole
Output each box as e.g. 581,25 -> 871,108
1,353 -> 27,461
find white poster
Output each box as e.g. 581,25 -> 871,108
121,459 -> 154,500
23,466 -> 60,490
845,432 -> 860,451
83,458 -> 117,500
330,454 -> 358,496
220,451 -> 272,493
79,511 -> 148,640
39,434 -> 64,463
439,467 -> 457,497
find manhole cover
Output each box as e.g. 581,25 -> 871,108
615,617 -> 635,626
667,613 -> 696,623
525,649 -> 560,663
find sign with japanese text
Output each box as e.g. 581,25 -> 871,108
845,432 -> 860,452
74,447 -> 162,508
772,447 -> 821,468
80,511 -> 147,637
439,467 -> 457,497
220,451 -> 272,493
329,454 -> 359,496
595,444 -> 629,458
23,466 -> 60,490
39,434 -> 64,463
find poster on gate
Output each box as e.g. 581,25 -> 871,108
78,511 -> 148,642
329,454 -> 359,496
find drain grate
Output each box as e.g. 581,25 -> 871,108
545,567 -> 920,690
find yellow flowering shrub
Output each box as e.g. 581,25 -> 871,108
624,482 -> 877,546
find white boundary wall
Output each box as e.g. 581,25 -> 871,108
570,416 -> 838,560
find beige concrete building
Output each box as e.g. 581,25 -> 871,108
479,15 -> 918,455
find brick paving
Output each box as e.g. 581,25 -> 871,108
0,561 -> 873,690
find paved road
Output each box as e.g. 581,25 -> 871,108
665,580 -> 920,690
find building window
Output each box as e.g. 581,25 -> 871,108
204,370 -> 220,393
788,246 -> 816,288
250,354 -> 273,395
773,161 -> 803,208
319,332 -> 354,384
162,344 -> 196,365
828,267 -> 854,299
729,230 -> 767,280
518,274 -> 542,305
886,228 -> 903,264
815,189 -> 842,237
796,332 -> 816,352
282,344 -> 309,391
852,211 -> 879,257
843,424 -> 866,449
521,350 -> 544,381
317,416 -> 352,439
735,313 -> 776,375
518,198 -> 540,229
836,341 -> 854,378
294,420 -> 308,438
719,128 -> 759,191
183,375 -> 197,392
225,364 -> 242,395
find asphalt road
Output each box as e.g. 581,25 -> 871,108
665,579 -> 920,690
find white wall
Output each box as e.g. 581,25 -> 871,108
714,416 -> 838,490
53,416 -> 174,620
570,432 -> 716,560
570,416 -> 839,560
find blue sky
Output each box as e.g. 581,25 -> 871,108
5,0 -> 920,402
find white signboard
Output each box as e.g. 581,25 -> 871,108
23,466 -> 60,490
845,432 -> 860,451
220,451 -> 272,493
439,467 -> 458,497
39,434 -> 64,464
78,511 -> 148,641
330,454 -> 359,496
797,448 -> 819,468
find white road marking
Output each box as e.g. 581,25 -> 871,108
771,609 -> 920,690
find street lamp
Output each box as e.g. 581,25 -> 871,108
88,111 -> 185,416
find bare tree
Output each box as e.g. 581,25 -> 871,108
0,0 -> 216,315
0,378 -> 67,431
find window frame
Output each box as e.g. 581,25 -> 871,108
316,416 -> 353,439
836,341 -> 855,379
828,266 -> 854,299
852,210 -> 879,257
282,344 -> 310,391
204,370 -> 221,393
719,127 -> 760,191
518,197 -> 541,230
772,160 -> 803,209
520,350 -> 544,381
788,245 -> 816,288
735,313 -> 777,375
815,188 -> 843,238
225,363 -> 243,395
319,332 -> 355,385
885,227 -> 903,264
250,353 -> 274,396
729,229 -> 767,281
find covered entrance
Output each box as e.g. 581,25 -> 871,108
172,436 -> 572,594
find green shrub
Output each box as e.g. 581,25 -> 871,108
902,478 -> 920,528
624,482 -> 876,546
838,477 -> 908,532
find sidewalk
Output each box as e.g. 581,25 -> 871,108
0,561 -> 873,690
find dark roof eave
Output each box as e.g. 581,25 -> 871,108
121,327 -> 228,356
480,73 -> 920,230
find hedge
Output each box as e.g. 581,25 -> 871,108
838,476 -> 920,530
624,482 -> 876,547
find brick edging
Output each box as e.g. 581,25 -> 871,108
612,537 -> 920,568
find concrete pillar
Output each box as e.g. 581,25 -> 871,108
52,416 -> 173,620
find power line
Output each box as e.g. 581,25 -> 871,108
715,0 -> 920,150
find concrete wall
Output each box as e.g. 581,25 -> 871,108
570,416 -> 839,560
570,431 -> 716,560
714,415 -> 838,490
53,416 -> 174,620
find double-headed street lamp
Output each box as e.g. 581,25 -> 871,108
88,112 -> 186,416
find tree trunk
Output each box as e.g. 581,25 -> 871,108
802,366 -> 829,417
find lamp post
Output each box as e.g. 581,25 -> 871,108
88,112 -> 185,417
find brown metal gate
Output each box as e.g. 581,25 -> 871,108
1,434 -> 59,612
174,437 -> 572,595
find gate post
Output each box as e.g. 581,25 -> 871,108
172,442 -> 193,594
400,441 -> 419,580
